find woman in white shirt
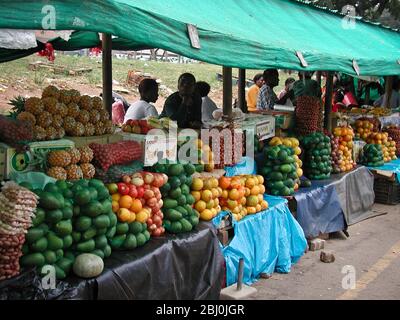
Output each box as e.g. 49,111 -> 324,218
124,78 -> 159,122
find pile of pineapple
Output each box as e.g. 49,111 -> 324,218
47,146 -> 96,180
17,86 -> 114,141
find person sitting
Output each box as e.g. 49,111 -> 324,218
124,78 -> 159,123
195,81 -> 219,123
247,73 -> 263,112
257,69 -> 293,111
374,77 -> 400,109
278,78 -> 296,106
160,73 -> 202,128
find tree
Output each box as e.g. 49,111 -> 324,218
312,0 -> 400,28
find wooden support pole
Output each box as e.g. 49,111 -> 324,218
102,33 -> 113,115
237,69 -> 246,113
316,71 -> 322,86
365,86 -> 371,106
324,72 -> 334,132
223,66 -> 233,118
384,76 -> 393,109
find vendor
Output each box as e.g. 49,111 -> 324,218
195,81 -> 219,122
124,78 -> 159,122
293,71 -> 322,102
278,78 -> 296,106
374,76 -> 400,109
247,73 -> 263,112
160,73 -> 202,128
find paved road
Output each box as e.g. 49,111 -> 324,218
253,203 -> 400,300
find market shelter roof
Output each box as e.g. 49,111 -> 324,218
0,0 -> 399,75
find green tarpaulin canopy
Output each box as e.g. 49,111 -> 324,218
0,0 -> 399,75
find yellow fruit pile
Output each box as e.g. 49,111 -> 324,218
191,177 -> 221,221
269,136 -> 303,184
333,126 -> 355,172
354,120 -> 376,141
367,132 -> 397,162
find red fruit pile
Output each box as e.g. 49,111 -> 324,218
295,96 -> 323,136
0,116 -> 33,151
90,141 -> 143,171
209,128 -> 244,169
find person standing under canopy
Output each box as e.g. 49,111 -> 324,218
195,81 -> 219,123
257,69 -> 293,111
160,73 -> 202,128
374,76 -> 400,109
247,73 -> 263,112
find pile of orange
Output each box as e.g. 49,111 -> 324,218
333,126 -> 355,172
354,120 -> 376,141
191,177 -> 222,221
218,175 -> 268,222
111,193 -> 151,224
366,132 -> 397,162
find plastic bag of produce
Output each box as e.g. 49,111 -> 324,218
10,171 -> 56,190
94,160 -> 144,184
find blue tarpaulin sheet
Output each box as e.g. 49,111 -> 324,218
225,157 -> 256,177
213,195 -> 307,286
368,158 -> 400,183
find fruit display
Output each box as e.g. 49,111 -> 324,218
260,145 -> 299,196
384,125 -> 400,156
0,182 -> 38,280
90,141 -> 142,172
153,162 -> 200,234
301,132 -> 332,180
360,144 -> 384,167
354,118 -> 380,140
73,253 -> 104,279
295,96 -> 323,136
0,115 -> 34,152
10,86 -> 114,141
366,132 -> 397,162
94,160 -> 144,184
332,126 -> 356,173
45,147 -> 96,180
20,179 -> 116,279
191,177 -> 221,221
122,120 -> 154,134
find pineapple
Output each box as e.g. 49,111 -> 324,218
57,103 -> 68,117
95,123 -> 105,136
71,122 -> 85,137
92,96 -> 104,110
17,111 -> 36,126
77,110 -> 90,124
47,167 -> 67,180
46,126 -> 57,140
25,97 -> 44,115
80,163 -> 96,179
37,111 -> 53,128
48,150 -> 71,167
59,90 -> 72,105
78,146 -> 94,163
42,85 -> 60,100
67,103 -> 80,118
104,120 -> 114,134
66,164 -> 83,180
68,89 -> 81,104
68,148 -> 81,164
79,95 -> 92,110
84,123 -> 95,136
34,126 -> 47,141
63,116 -> 76,134
52,114 -> 63,128
99,110 -> 110,122
55,127 -> 65,139
89,110 -> 101,124
42,97 -> 59,114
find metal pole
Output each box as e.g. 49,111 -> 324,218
102,33 -> 113,115
238,69 -> 246,112
237,258 -> 244,291
223,66 -> 233,118
324,72 -> 334,132
384,76 -> 393,109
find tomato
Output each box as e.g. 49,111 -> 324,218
128,184 -> 138,198
117,183 -> 130,196
152,228 -> 162,237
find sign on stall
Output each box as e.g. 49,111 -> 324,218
256,119 -> 275,141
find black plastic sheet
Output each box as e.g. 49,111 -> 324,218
0,223 -> 224,300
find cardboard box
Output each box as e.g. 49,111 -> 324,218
0,139 -> 75,179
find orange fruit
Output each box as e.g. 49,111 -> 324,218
246,207 -> 257,214
256,204 -> 262,212
200,209 -> 213,221
246,195 -> 258,207
257,194 -> 264,203
111,193 -> 121,202
127,212 -> 136,223
191,191 -> 201,202
117,208 -> 131,222
245,178 -> 256,189
119,195 -> 133,209
211,188 -> 219,199
192,178 -> 204,191
227,199 -> 238,210
233,214 -> 240,221
217,187 -> 223,197
203,179 -> 213,190
214,198 -> 219,206
244,187 -> 251,197
112,201 -> 119,213
195,200 -> 207,212
258,185 -> 266,194
206,199 -> 215,209
201,189 -> 213,202
210,208 -> 217,217
229,189 -> 240,200
261,200 -> 269,210
250,185 -> 260,195
136,209 -> 149,223
221,189 -> 229,199
130,199 -> 143,213
219,176 -> 231,190
232,206 -> 241,214
240,197 -> 247,205
230,179 -> 243,189
210,178 -> 219,189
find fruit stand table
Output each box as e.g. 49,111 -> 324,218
213,195 -> 307,287
0,222 -> 224,300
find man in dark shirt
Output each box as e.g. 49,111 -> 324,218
161,73 -> 202,128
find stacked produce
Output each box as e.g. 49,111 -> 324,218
384,125 -> 400,155
295,96 -> 323,136
302,132 -> 332,180
366,132 -> 396,162
121,117 -> 177,134
354,118 -> 379,141
209,127 -> 243,169
95,160 -> 143,184
260,145 -> 299,196
11,86 -> 114,141
0,182 -> 38,280
45,147 -> 96,180
154,162 -> 199,234
0,115 -> 34,152
191,177 -> 222,221
360,144 -> 384,167
332,126 -> 355,173
20,179 -> 116,279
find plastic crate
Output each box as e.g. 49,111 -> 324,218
374,177 -> 400,205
